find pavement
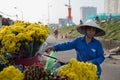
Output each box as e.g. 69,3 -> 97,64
104,49 -> 120,60
45,35 -> 120,80
110,55 -> 120,59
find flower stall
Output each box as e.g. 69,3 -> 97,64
0,21 -> 98,80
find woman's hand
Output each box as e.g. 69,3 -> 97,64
45,46 -> 54,54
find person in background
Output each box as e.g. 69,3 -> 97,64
95,16 -> 100,22
80,19 -> 83,25
0,15 -> 2,28
107,14 -> 112,21
54,28 -> 58,39
45,20 -> 105,79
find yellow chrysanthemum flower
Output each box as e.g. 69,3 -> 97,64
0,65 -> 24,80
58,58 -> 98,80
0,20 -> 48,55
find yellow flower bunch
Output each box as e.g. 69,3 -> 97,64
58,58 -> 98,80
0,65 -> 24,80
0,20 -> 48,54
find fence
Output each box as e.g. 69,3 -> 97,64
100,39 -> 120,49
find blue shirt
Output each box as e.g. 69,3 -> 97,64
54,36 -> 105,77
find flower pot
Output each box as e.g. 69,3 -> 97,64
13,55 -> 43,67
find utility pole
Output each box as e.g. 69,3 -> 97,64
48,3 -> 52,27
65,0 -> 72,26
14,7 -> 23,20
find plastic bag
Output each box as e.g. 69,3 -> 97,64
45,51 -> 56,73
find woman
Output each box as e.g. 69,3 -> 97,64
45,20 -> 105,79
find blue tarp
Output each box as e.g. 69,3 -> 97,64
89,13 -> 120,20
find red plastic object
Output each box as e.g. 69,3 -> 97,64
13,55 -> 43,67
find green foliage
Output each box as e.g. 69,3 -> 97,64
99,20 -> 120,40
49,26 -> 81,38
49,20 -> 120,40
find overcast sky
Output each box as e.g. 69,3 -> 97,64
0,0 -> 104,24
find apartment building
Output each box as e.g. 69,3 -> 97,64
104,0 -> 120,14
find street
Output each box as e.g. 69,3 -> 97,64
45,35 -> 120,80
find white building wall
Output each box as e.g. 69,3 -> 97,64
80,7 -> 97,23
104,0 -> 120,14
118,0 -> 120,13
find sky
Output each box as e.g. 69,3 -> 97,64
0,0 -> 104,25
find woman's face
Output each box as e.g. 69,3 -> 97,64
86,27 -> 96,39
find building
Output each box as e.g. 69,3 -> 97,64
80,7 -> 97,23
49,23 -> 59,29
104,0 -> 120,14
58,18 -> 68,27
